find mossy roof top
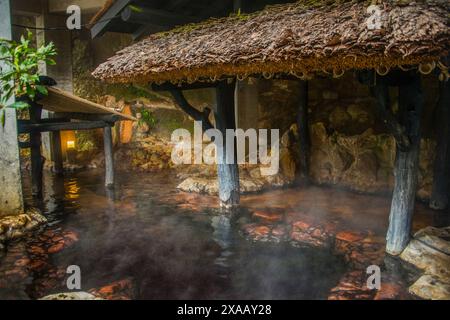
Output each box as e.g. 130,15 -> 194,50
92,0 -> 449,84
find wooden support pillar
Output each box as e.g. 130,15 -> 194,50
215,81 -> 240,208
29,103 -> 44,197
430,80 -> 450,210
386,75 -> 424,255
52,131 -> 64,175
296,81 -> 310,181
103,124 -> 115,188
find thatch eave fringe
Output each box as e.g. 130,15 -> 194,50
92,0 -> 450,84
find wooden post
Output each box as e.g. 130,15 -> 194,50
52,131 -> 64,175
386,74 -> 424,255
29,102 -> 44,197
215,81 -> 240,208
103,124 -> 115,188
430,80 -> 450,210
296,81 -> 310,181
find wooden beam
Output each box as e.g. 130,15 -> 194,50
103,125 -> 115,188
19,120 -> 110,133
52,112 -> 121,122
132,24 -> 167,40
40,87 -> 137,121
165,0 -> 191,11
121,6 -> 199,26
296,81 -> 310,181
169,90 -> 213,132
386,74 -> 424,255
215,81 -> 240,208
90,0 -> 132,38
49,0 -> 109,13
430,80 -> 450,210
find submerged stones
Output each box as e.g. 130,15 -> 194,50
290,221 -> 333,248
88,278 -> 136,300
0,208 -> 47,246
38,278 -> 137,300
400,226 -> 450,300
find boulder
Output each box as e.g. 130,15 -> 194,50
0,208 -> 47,243
39,292 -> 102,300
409,275 -> 450,300
400,226 -> 450,291
177,177 -> 218,195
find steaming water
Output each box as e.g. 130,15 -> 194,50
5,170 -> 347,299
3,167 -> 438,299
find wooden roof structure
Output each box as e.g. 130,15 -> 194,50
88,0 -> 297,39
40,87 -> 136,121
92,0 -> 449,85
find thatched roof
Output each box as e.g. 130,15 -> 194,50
92,0 -> 449,84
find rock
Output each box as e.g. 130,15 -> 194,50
400,238 -> 450,280
177,177 -> 218,195
0,208 -> 47,243
290,220 -> 334,248
249,167 -> 261,179
89,278 -> 136,300
328,270 -> 375,300
242,224 -> 272,242
47,242 -> 65,254
240,178 -> 265,193
40,292 -> 103,300
253,210 -> 283,222
279,146 -> 296,180
336,231 -> 365,243
374,282 -> 407,300
409,275 -> 450,300
414,226 -> 450,255
329,107 -> 351,132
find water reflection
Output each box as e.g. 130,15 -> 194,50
3,169 -> 439,299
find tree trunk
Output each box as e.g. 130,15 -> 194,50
430,80 -> 450,210
103,125 -> 115,188
51,131 -> 64,175
29,103 -> 44,197
215,81 -> 240,208
386,75 -> 424,255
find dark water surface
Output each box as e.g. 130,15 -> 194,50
8,170 -> 348,299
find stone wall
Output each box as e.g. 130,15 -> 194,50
257,73 -> 439,199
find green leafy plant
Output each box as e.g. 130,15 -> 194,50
0,30 -> 57,125
138,107 -> 157,128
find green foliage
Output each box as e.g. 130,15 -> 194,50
0,30 -> 56,125
138,107 -> 157,128
75,131 -> 98,152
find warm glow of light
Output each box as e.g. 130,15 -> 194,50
66,140 -> 75,149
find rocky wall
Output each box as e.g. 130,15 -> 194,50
257,73 -> 439,199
